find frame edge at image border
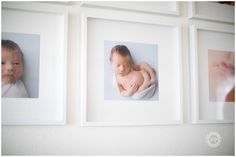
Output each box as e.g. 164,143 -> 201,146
1,2 -> 68,125
189,25 -> 235,124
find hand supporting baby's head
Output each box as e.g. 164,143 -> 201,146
110,45 -> 134,76
1,40 -> 24,84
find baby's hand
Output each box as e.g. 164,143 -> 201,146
129,83 -> 139,93
119,83 -> 138,97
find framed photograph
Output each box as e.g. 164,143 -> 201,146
2,3 -> 68,125
80,8 -> 183,126
188,2 -> 234,23
81,1 -> 180,16
189,25 -> 235,124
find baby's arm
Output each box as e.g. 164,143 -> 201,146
139,63 -> 156,85
118,83 -> 138,96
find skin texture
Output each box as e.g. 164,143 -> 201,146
208,50 -> 235,102
2,48 -> 23,84
111,52 -> 156,97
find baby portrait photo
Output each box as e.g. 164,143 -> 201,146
208,49 -> 235,102
2,32 -> 40,98
104,41 -> 159,100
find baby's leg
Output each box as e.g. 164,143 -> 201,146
136,70 -> 151,93
139,63 -> 156,85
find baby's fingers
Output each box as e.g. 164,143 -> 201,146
130,83 -> 135,88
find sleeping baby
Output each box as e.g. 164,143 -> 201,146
110,45 -> 157,99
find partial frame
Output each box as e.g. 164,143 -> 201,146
189,25 -> 235,124
2,2 -> 68,125
81,1 -> 180,16
188,1 -> 234,23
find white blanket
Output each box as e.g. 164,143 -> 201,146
132,84 -> 157,100
2,80 -> 29,98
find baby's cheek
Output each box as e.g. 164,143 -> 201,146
2,66 -> 9,75
16,66 -> 23,78
1,67 -> 5,74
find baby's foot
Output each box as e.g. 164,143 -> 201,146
149,79 -> 156,86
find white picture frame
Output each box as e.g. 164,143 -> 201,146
189,25 -> 235,124
188,1 -> 234,23
2,2 -> 68,125
81,1 -> 180,16
80,8 -> 183,126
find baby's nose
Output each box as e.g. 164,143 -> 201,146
5,63 -> 14,71
119,66 -> 125,71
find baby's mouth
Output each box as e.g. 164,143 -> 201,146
119,72 -> 126,76
3,74 -> 14,78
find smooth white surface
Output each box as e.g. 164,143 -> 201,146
1,2 -> 235,156
1,4 -> 67,125
81,9 -> 182,125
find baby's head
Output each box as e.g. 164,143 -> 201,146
2,40 -> 24,84
110,45 -> 133,76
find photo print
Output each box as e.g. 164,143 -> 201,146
208,49 -> 235,102
2,32 -> 40,98
104,40 -> 159,101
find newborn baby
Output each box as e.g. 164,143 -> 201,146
110,45 -> 156,97
2,40 -> 29,98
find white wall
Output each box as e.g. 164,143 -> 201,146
2,2 -> 235,155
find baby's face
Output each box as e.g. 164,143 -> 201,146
208,50 -> 234,80
111,52 -> 132,76
1,48 -> 23,84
